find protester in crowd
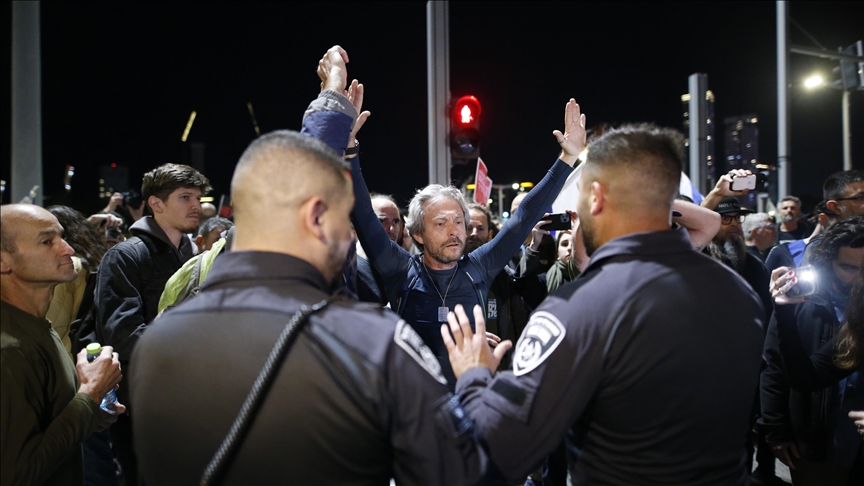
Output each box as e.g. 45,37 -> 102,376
1,204 -> 124,485
546,229 -> 580,293
158,227 -> 234,315
760,216 -> 864,485
94,163 -> 210,485
777,196 -> 813,242
199,201 -> 217,226
768,262 -> 863,392
464,203 -> 545,370
195,215 -> 233,253
765,201 -> 837,274
345,93 -> 585,387
355,193 -> 400,306
130,46 -> 488,484
705,197 -> 772,324
797,170 -> 864,267
45,206 -> 109,356
509,191 -> 557,277
101,191 -> 145,229
743,212 -> 777,263
442,123 -> 765,484
824,169 -> 864,221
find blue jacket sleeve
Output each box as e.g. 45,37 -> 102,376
471,159 -> 574,282
349,157 -> 411,299
300,90 -> 357,155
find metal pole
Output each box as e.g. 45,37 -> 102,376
777,1 -> 790,200
427,1 -> 450,186
842,89 -> 851,170
11,1 -> 43,205
688,74 -> 708,196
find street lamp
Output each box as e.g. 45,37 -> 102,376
803,74 -> 824,89
802,73 -> 853,170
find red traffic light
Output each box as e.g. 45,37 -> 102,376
453,96 -> 481,125
450,95 -> 481,160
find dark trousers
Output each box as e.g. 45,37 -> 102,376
83,429 -> 119,486
110,413 -> 139,486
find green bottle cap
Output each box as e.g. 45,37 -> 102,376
86,343 -> 102,355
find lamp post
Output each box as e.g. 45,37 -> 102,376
804,74 -> 853,171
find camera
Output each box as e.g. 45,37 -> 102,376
539,213 -> 572,231
121,190 -> 143,210
786,265 -> 819,297
731,173 -> 767,192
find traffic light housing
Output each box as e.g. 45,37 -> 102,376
450,95 -> 481,159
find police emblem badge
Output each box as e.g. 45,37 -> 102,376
394,319 -> 448,384
513,311 -> 566,376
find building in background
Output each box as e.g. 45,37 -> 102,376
681,90 -> 716,195
724,115 -> 760,210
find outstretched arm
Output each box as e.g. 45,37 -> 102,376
701,169 -> 751,210
472,100 -> 585,280
672,199 -> 720,250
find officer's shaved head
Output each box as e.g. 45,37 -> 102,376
230,131 -> 354,281
583,123 -> 684,210
577,124 -> 684,256
231,130 -> 351,225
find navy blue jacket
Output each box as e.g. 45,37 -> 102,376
456,229 -> 765,485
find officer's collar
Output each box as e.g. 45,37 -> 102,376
582,229 -> 693,272
203,250 -> 330,292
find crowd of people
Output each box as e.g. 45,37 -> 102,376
1,45 -> 862,486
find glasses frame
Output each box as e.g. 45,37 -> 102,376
720,214 -> 746,225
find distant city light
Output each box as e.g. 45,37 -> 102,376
804,75 -> 824,89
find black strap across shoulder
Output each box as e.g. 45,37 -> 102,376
199,297 -> 336,486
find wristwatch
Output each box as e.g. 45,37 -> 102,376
345,139 -> 360,156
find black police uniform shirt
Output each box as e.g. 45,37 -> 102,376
455,229 -> 765,485
129,251 -> 486,486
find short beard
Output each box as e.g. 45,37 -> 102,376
425,240 -> 463,266
580,219 -> 598,257
781,213 -> 795,224
708,236 -> 747,273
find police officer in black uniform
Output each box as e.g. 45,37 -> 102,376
130,46 -> 486,486
443,124 -> 765,485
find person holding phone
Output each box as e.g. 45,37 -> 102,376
760,216 -> 864,485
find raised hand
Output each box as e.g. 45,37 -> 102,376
770,266 -> 809,306
552,99 -> 587,166
316,45 -> 350,94
347,79 -> 371,143
441,304 -> 513,379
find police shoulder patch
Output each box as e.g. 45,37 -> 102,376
394,320 -> 447,385
513,311 -> 566,376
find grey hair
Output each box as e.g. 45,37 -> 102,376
742,212 -> 774,239
407,184 -> 470,238
780,195 -> 801,206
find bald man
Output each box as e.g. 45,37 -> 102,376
1,204 -> 123,485
129,46 -> 487,485
443,125 -> 766,484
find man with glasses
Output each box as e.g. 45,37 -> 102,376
824,170 -> 864,221
703,195 -> 775,484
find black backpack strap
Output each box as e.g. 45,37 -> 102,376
69,271 -> 99,355
200,297 -> 338,486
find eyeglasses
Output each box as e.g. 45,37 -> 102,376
834,194 -> 864,202
720,214 -> 745,225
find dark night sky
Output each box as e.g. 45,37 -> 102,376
2,1 -> 862,212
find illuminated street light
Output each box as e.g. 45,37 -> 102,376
803,74 -> 824,89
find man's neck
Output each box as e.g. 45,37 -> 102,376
0,279 -> 57,319
153,217 -> 183,248
423,253 -> 458,271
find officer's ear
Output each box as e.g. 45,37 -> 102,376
300,196 -> 328,241
589,181 -> 606,216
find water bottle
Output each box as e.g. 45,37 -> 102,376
85,342 -> 118,412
